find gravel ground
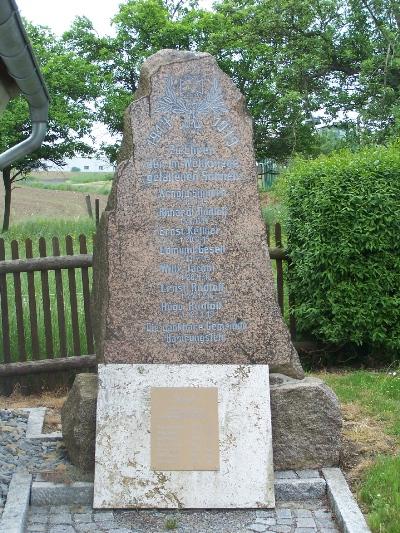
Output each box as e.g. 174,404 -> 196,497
1,408 -> 340,532
27,501 -> 339,532
0,410 -> 68,518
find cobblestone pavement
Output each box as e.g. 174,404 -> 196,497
27,500 -> 339,533
0,410 -> 68,518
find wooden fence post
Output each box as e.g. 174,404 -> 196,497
85,195 -> 93,219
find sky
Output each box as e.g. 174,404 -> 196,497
16,0 -> 123,36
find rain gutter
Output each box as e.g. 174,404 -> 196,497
0,0 -> 49,170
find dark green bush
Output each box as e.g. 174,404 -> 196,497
281,142 -> 400,353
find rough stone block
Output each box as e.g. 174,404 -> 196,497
92,49 -> 304,380
61,374 -> 98,471
61,372 -> 342,473
271,374 -> 342,470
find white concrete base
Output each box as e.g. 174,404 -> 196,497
94,364 -> 275,509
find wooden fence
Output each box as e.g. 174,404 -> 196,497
0,223 -> 293,376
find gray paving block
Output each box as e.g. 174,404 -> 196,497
295,509 -> 313,517
31,481 -> 94,506
26,527 -> 47,533
73,513 -> 93,523
256,510 -> 275,518
276,508 -> 292,519
0,471 -> 32,533
49,513 -> 73,525
272,526 -> 292,533
323,468 -> 371,533
29,514 -> 48,524
49,526 -> 75,533
93,511 -> 115,522
296,517 -> 316,528
248,524 -> 268,532
296,470 -> 321,479
275,470 -> 298,479
256,517 -> 276,526
275,478 -> 326,501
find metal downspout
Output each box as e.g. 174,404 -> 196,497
0,0 -> 49,170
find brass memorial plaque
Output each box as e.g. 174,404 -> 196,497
151,387 -> 219,471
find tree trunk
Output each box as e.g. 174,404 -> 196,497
2,166 -> 12,232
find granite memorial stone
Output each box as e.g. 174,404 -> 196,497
92,49 -> 304,380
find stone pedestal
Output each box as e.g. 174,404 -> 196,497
93,364 -> 275,509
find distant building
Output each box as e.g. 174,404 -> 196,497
45,157 -> 115,172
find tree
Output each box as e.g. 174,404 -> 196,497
0,21 -> 101,231
63,1 -> 200,162
64,0 -> 400,162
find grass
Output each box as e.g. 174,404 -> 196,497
0,218 -> 97,363
23,171 -> 113,196
317,369 -> 400,532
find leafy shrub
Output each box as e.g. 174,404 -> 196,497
281,142 -> 400,353
71,166 -> 81,172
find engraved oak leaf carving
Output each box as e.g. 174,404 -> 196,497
157,77 -> 227,130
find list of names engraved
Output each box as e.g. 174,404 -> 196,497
143,75 -> 247,346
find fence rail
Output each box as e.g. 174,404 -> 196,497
0,224 -> 294,374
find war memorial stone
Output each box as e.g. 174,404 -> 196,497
91,49 -> 319,509
92,49 -> 304,379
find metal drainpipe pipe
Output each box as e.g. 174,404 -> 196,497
0,122 -> 47,170
0,0 -> 49,171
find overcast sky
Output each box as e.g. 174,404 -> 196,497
16,0 -> 122,35
16,0 -> 211,36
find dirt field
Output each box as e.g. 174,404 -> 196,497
0,186 -> 108,223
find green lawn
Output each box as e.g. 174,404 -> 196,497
318,370 -> 400,533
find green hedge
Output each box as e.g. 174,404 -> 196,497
282,142 -> 400,352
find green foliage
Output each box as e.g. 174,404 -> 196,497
2,218 -> 96,252
71,167 -> 81,172
282,142 -> 400,353
164,517 -> 178,530
63,0 -> 400,162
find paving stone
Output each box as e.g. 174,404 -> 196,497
75,524 -> 102,532
276,508 -> 292,519
256,510 -> 276,518
27,526 -> 47,533
296,470 -> 320,479
73,512 -> 93,523
271,526 -> 291,533
49,526 -> 76,533
94,520 -> 119,529
50,505 -> 71,514
49,512 -> 73,525
295,529 -> 318,533
275,471 -> 297,479
31,506 -> 50,514
277,518 -> 293,525
107,529 -> 134,533
30,514 -> 49,524
297,517 -> 316,528
248,524 -> 268,532
256,517 -> 276,526
295,509 -> 313,517
93,511 -> 115,522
